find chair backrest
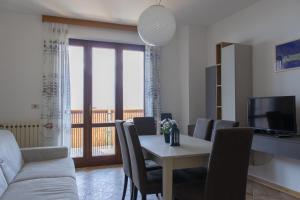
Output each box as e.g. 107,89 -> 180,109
115,120 -> 131,178
123,122 -> 147,191
205,128 -> 253,200
133,117 -> 156,135
193,118 -> 214,141
161,113 -> 172,121
211,120 -> 239,143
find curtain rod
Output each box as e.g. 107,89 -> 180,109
42,15 -> 137,32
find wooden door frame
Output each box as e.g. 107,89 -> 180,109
69,39 -> 145,167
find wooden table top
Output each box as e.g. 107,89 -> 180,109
139,135 -> 212,159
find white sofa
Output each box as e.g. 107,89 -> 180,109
0,130 -> 79,200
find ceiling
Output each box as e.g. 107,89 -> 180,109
0,0 -> 260,26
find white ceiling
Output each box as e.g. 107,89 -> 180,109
0,0 -> 260,26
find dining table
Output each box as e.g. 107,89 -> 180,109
139,134 -> 212,200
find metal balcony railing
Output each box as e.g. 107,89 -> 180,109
70,109 -> 144,158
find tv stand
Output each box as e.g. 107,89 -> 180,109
252,133 -> 300,160
274,134 -> 294,138
254,129 -> 295,138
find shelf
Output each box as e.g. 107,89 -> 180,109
252,134 -> 300,160
215,42 -> 233,120
216,66 -> 221,86
218,42 -> 234,48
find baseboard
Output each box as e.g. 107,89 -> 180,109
248,175 -> 300,199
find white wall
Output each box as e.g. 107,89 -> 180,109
69,25 -> 143,45
0,11 -> 43,121
160,32 -> 183,127
161,25 -> 207,133
189,26 -> 207,125
178,26 -> 190,131
207,0 -> 300,192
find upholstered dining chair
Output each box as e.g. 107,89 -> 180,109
210,120 -> 239,143
184,118 -> 214,180
184,120 -> 239,179
123,122 -> 189,200
133,117 -> 156,135
193,118 -> 214,141
115,120 -> 160,200
123,122 -> 163,200
174,128 -> 254,200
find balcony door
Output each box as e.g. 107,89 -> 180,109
69,39 -> 145,167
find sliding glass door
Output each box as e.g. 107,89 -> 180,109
69,39 -> 144,167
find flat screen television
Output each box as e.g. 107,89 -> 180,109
248,96 -> 297,134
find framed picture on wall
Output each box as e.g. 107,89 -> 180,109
275,39 -> 300,72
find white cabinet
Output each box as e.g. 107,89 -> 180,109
221,44 -> 252,126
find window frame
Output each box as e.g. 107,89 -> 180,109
69,38 -> 145,167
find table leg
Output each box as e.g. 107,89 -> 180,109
162,159 -> 173,200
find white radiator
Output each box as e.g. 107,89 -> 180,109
0,122 -> 40,148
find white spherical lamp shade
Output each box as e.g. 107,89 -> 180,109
138,5 -> 176,46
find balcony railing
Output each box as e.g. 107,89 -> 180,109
70,109 -> 144,158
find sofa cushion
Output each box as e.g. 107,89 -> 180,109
1,177 -> 79,200
13,158 -> 75,183
0,167 -> 8,198
0,130 -> 23,184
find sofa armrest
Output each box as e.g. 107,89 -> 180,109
21,146 -> 69,163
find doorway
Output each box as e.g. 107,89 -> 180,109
69,39 -> 145,167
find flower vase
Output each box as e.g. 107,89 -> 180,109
164,133 -> 170,143
170,124 -> 180,146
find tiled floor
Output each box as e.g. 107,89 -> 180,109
76,166 -> 160,200
76,166 -> 300,200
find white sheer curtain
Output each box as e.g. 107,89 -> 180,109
144,46 -> 161,134
40,23 -> 71,148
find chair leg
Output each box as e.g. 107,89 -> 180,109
130,179 -> 134,200
122,175 -> 128,200
132,186 -> 138,200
